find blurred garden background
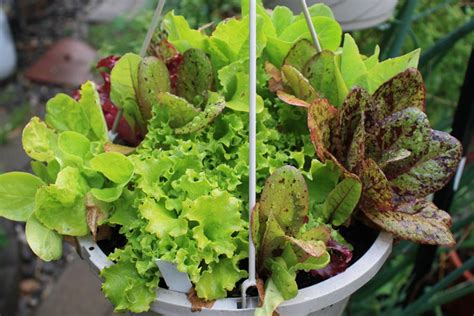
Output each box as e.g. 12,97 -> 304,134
0,0 -> 472,315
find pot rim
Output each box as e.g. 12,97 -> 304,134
78,230 -> 392,315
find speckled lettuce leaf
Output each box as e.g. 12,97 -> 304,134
372,68 -> 426,119
22,117 -> 57,162
137,56 -> 171,122
155,92 -> 200,128
359,159 -> 394,212
259,166 -> 309,235
361,198 -> 455,246
307,98 -> 339,161
176,49 -> 213,107
283,39 -> 317,72
26,214 -> 63,261
389,130 -> 462,199
281,65 -> 318,103
303,51 -> 348,107
0,172 -> 44,222
366,107 -> 431,180
101,261 -> 157,313
174,92 -> 226,135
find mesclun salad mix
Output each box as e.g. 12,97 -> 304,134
0,1 -> 462,315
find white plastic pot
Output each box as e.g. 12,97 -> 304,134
78,231 -> 392,316
264,0 -> 399,31
0,8 -> 17,80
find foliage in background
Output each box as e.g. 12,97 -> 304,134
87,0 -> 240,57
352,0 -> 473,131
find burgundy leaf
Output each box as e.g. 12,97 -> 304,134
311,240 -> 352,279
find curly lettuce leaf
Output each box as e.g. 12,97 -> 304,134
101,261 -> 157,313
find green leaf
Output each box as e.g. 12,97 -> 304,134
22,117 -> 57,162
364,45 -> 380,70
306,160 -> 341,205
255,278 -> 285,316
101,261 -> 156,313
259,166 -> 309,235
90,185 -> 125,203
108,189 -> 138,227
90,152 -> 134,184
364,49 -> 420,94
176,49 -> 213,107
182,190 -> 245,257
140,198 -> 187,238
57,131 -> 92,166
174,92 -> 227,134
0,172 -> 44,222
45,94 -> 90,135
304,51 -> 349,107
323,176 -> 361,226
163,11 -> 207,52
137,56 -> 171,121
390,130 -> 462,199
341,34 -> 367,89
78,81 -> 108,142
35,167 -> 88,236
156,92 -> 200,128
110,53 -> 144,130
279,17 -> 342,51
26,214 -> 62,261
266,257 -> 298,300
303,3 -> 335,19
281,65 -> 318,103
271,6 -> 294,36
361,198 -> 455,246
283,39 -> 317,72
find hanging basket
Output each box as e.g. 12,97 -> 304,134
79,232 -> 392,315
264,0 -> 399,31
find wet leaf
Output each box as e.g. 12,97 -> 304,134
303,50 -> 348,107
390,130 -> 462,199
359,159 -> 394,212
361,198 -> 455,246
176,49 -> 213,108
137,57 -> 171,121
156,92 -> 200,128
281,65 -> 318,103
322,176 -> 362,226
283,39 -> 317,72
174,92 -> 226,135
259,166 -> 309,235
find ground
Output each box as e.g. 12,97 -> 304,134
0,1 -> 150,315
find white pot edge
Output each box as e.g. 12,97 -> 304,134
78,231 -> 392,315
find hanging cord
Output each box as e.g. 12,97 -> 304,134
300,0 -> 322,53
241,0 -> 258,308
109,0 -> 166,141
